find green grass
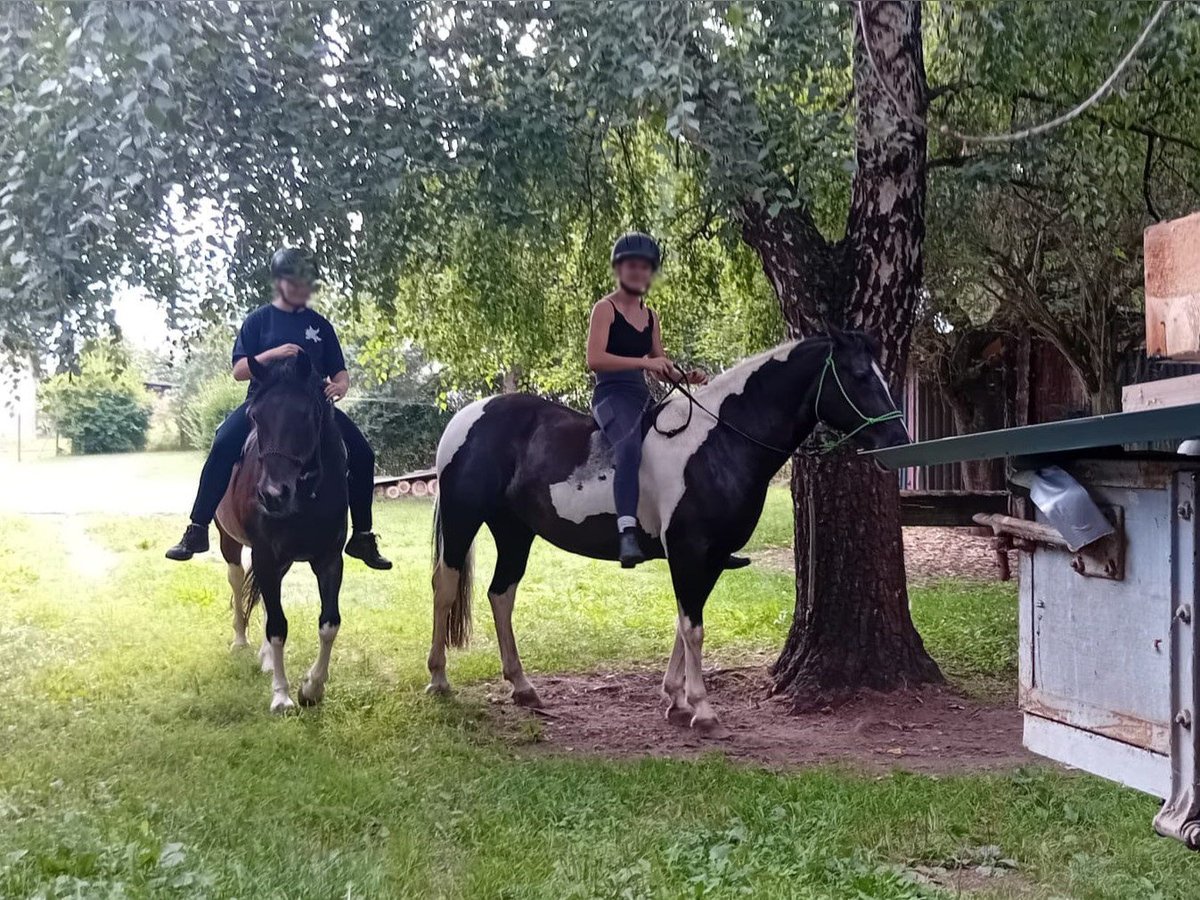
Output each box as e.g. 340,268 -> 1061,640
2,497 -> 1198,898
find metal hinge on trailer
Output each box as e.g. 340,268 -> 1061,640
973,505 -> 1126,581
1154,473 -> 1200,848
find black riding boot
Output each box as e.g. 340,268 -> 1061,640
165,523 -> 210,561
619,529 -> 645,569
345,532 -> 393,570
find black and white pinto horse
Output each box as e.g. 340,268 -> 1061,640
427,330 -> 910,727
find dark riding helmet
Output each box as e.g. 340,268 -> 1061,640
270,247 -> 319,284
611,231 -> 661,271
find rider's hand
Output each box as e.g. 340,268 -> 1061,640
642,356 -> 678,379
685,368 -> 709,386
324,381 -> 347,402
259,343 -> 302,363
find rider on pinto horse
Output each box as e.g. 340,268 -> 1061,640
587,232 -> 748,570
165,247 -> 392,570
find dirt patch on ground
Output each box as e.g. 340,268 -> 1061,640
479,667 -> 1035,775
751,526 -> 1014,583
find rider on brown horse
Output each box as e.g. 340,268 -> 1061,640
165,247 -> 391,570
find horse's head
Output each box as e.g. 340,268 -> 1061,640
246,352 -> 330,517
815,329 -> 911,452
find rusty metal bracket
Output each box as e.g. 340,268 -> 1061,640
974,505 -> 1125,581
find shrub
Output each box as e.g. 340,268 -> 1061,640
351,401 -> 453,474
179,376 -> 245,450
39,377 -> 153,455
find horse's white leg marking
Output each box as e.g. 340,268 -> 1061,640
427,562 -> 458,694
259,635 -> 273,673
435,397 -> 494,474
487,586 -> 540,707
299,623 -> 338,706
268,637 -> 294,714
661,616 -> 690,719
227,563 -> 250,650
680,615 -> 717,729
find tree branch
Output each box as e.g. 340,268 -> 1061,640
1143,132 -> 1162,222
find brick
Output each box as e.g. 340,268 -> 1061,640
1145,211 -> 1200,359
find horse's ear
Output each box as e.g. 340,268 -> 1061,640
248,355 -> 269,382
293,351 -> 312,380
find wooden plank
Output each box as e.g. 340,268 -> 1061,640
1024,714 -> 1169,798
973,513 -> 1071,549
1122,373 -> 1200,412
899,490 -> 1008,527
1145,211 -> 1200,360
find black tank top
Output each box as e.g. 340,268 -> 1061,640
605,300 -> 654,358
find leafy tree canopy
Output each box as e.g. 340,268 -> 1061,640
2,1 -> 1196,394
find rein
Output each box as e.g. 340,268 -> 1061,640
650,353 -> 905,457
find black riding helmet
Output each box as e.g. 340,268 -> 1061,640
611,232 -> 661,271
270,247 -> 319,284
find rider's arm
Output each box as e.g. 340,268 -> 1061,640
586,301 -> 655,373
231,314 -> 297,381
645,312 -> 676,382
231,315 -> 260,381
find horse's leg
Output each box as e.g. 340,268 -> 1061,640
218,527 -> 249,650
428,505 -> 481,696
300,552 -> 343,706
667,554 -> 723,730
256,559 -> 293,713
485,516 -> 539,707
661,617 -> 691,723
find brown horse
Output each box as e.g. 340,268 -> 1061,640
216,353 -> 349,713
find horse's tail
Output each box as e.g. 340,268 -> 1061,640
235,546 -> 262,622
431,496 -> 473,648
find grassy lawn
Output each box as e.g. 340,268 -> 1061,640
2,490 -> 1197,898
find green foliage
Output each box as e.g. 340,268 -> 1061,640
177,375 -> 242,451
919,0 -> 1200,412
351,401 -> 452,475
38,342 -> 152,454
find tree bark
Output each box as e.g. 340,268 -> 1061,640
742,1 -> 941,705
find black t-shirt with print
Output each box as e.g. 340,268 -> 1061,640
232,304 -> 347,397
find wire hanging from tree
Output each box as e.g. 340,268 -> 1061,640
855,0 -> 1177,145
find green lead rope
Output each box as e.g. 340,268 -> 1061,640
814,353 -> 907,454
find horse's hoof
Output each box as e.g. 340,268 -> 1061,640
299,679 -> 324,707
512,687 -> 543,708
270,695 -> 295,714
690,713 -> 720,732
230,638 -> 249,651
425,681 -> 451,697
665,703 -> 694,726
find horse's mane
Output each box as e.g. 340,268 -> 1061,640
694,339 -> 803,396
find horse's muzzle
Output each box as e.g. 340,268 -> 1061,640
257,483 -> 297,518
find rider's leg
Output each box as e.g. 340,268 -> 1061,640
593,386 -> 647,567
166,404 -> 251,560
333,409 -> 392,570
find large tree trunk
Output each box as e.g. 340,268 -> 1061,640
743,1 -> 940,705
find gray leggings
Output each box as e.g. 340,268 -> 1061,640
592,374 -> 649,530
